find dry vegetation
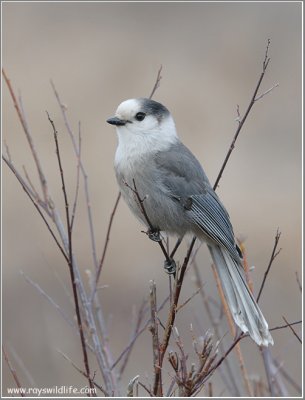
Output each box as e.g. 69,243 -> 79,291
2,41 -> 302,397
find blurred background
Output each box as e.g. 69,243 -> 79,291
3,2 -> 302,397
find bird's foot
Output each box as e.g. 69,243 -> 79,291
146,228 -> 162,242
164,258 -> 176,275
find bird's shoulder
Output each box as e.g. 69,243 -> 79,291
153,140 -> 210,196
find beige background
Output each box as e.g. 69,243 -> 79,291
3,2 -> 302,397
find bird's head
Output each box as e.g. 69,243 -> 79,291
107,98 -> 178,152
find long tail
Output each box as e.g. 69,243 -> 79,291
208,244 -> 273,346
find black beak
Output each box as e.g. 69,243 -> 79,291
106,116 -> 126,126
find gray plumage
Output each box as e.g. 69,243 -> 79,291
108,97 -> 273,346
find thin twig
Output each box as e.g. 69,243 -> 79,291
110,295 -> 169,371
70,121 -> 82,231
176,287 -> 201,312
91,191 -> 121,302
8,344 -> 36,387
3,346 -> 24,396
57,349 -> 107,396
202,333 -> 245,384
257,229 -> 281,303
4,140 -> 12,162
153,237 -> 196,395
254,83 -> 279,102
203,318 -> 302,385
282,316 -> 302,344
21,270 -> 79,333
269,320 -> 301,332
118,299 -> 147,378
5,74 -> 116,394
2,156 -> 68,262
3,69 -> 49,205
150,281 -> 162,396
192,260 -> 240,396
22,165 -> 40,201
213,39 -> 273,190
295,271 -> 302,292
149,65 -> 163,99
47,112 -> 95,394
138,381 -> 155,396
50,80 -> 99,270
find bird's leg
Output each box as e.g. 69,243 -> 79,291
145,228 -> 178,276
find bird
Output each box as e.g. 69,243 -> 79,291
107,97 -> 273,346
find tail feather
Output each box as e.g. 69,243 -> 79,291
208,244 -> 273,346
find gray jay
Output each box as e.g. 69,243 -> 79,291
107,97 -> 273,346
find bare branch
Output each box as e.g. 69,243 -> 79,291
255,83 -> 279,102
3,69 -> 49,205
47,112 -> 95,394
57,349 -> 107,396
149,65 -> 163,99
2,155 -> 68,262
213,39 -> 272,190
118,299 -> 147,378
257,229 -> 281,303
153,237 -> 196,395
4,140 -> 12,163
269,320 -> 301,332
91,191 -> 121,302
22,165 -> 40,202
295,271 -> 302,292
3,346 -> 24,396
21,270 -> 79,333
50,80 -> 99,270
282,316 -> 302,344
149,281 -> 162,396
176,287 -> 201,312
70,121 -> 82,231
111,295 -> 169,371
192,260 -> 240,395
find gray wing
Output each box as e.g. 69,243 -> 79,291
155,141 -> 240,261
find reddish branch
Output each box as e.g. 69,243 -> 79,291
3,346 -> 24,397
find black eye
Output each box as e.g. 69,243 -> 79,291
135,112 -> 146,121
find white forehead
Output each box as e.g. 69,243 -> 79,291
116,98 -> 140,119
